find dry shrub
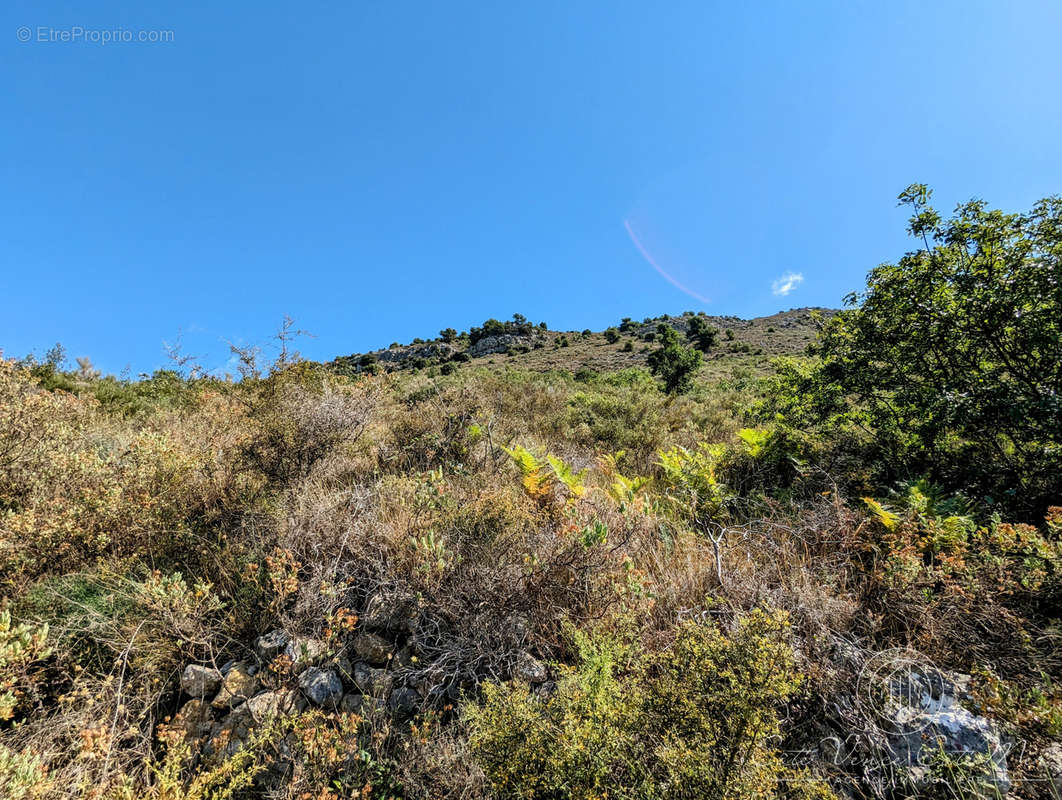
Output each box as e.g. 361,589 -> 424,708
239,366 -> 380,486
0,362 -> 249,594
3,570 -> 231,798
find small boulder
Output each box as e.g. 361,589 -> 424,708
353,662 -> 394,698
362,591 -> 417,632
388,687 -> 419,719
255,630 -> 290,662
167,698 -> 214,742
299,667 -> 344,708
514,651 -> 548,684
283,636 -> 328,667
212,663 -> 257,710
181,664 -> 222,698
352,632 -> 393,665
340,693 -> 386,717
244,689 -> 303,722
872,662 -> 1010,797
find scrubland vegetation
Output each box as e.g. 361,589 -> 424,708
1,186 -> 1060,799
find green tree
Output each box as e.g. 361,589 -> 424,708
774,185 -> 1062,514
439,328 -> 458,343
604,327 -> 621,344
647,324 -> 702,394
686,316 -> 719,352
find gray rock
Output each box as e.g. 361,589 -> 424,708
211,663 -> 257,709
299,667 -> 344,708
876,666 -> 1009,797
243,689 -> 302,722
283,636 -> 327,667
352,632 -> 394,665
169,698 -> 214,741
362,590 -> 418,632
181,664 -> 222,698
389,687 -> 419,719
467,334 -> 543,358
255,630 -> 290,662
514,651 -> 548,684
353,662 -> 394,697
1038,743 -> 1062,797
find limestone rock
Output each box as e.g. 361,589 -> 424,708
181,664 -> 222,698
299,667 -> 343,707
352,632 -> 393,665
254,630 -> 290,662
283,636 -> 327,667
211,663 -> 257,710
874,663 -> 1009,796
468,334 -> 541,358
514,651 -> 547,684
244,689 -> 302,722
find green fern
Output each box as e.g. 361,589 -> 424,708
546,454 -> 587,498
503,444 -> 551,498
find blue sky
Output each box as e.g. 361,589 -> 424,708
3,1 -> 1061,375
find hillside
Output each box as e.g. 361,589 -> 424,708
330,308 -> 833,379
1,191 -> 1060,800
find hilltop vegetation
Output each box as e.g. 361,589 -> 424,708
1,186 -> 1060,800
330,307 -> 829,380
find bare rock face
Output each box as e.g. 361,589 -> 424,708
211,663 -> 257,710
181,664 -> 222,698
467,334 -> 541,357
375,342 -> 457,364
299,667 -> 343,708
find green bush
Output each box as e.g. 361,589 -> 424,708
647,325 -> 702,394
467,609 -> 826,800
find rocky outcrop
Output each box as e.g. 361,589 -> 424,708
374,342 -> 456,364
171,595 -> 551,771
467,334 -> 542,357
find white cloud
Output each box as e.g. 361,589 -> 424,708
771,271 -> 804,297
